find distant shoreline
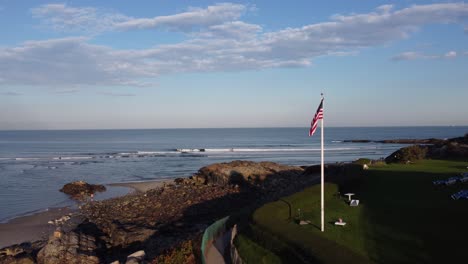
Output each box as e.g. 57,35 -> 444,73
1,125 -> 467,132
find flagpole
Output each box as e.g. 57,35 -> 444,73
320,93 -> 325,232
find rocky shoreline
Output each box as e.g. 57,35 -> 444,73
2,134 -> 466,263
0,160 -> 331,264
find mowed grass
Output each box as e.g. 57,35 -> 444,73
234,234 -> 282,264
245,159 -> 468,263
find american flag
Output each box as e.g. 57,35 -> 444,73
309,98 -> 323,136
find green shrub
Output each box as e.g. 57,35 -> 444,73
385,145 -> 428,163
371,160 -> 387,167
354,158 -> 371,165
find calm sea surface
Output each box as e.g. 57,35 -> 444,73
0,127 -> 467,222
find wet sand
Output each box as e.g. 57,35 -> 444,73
108,179 -> 175,193
0,179 -> 175,249
0,207 -> 76,248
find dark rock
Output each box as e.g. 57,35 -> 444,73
385,134 -> 468,163
0,254 -> 35,264
428,142 -> 468,159
60,181 -> 106,199
193,160 -> 303,186
36,222 -> 104,264
344,138 -> 446,144
174,178 -> 185,185
0,241 -> 45,264
378,138 -> 445,144
74,161 -> 324,261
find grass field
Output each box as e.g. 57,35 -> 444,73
238,159 -> 468,263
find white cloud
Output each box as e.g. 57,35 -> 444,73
392,51 -> 435,61
99,92 -> 136,97
444,51 -> 457,58
31,3 -> 247,33
54,88 -> 80,94
0,37 -> 125,86
376,4 -> 394,14
0,91 -> 23,96
195,21 -> 262,39
116,3 -> 247,31
1,2 -> 467,87
31,3 -> 129,34
392,50 -> 458,61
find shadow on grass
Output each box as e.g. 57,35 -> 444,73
96,167 -> 320,263
361,167 -> 468,264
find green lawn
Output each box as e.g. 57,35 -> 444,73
240,159 -> 468,263
234,234 -> 281,264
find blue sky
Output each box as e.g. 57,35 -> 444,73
0,0 -> 467,129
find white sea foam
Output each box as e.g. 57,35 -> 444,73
177,147 -> 358,153
15,157 -> 42,161
136,151 -> 177,155
52,156 -> 93,160
176,148 -> 203,152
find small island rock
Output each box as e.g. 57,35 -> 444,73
60,181 -> 106,198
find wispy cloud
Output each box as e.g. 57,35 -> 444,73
392,50 -> 458,61
115,3 -> 247,31
0,91 -> 23,96
31,3 -> 248,34
0,2 -> 466,87
54,88 -> 79,94
99,92 -> 136,97
31,3 -> 129,34
444,51 -> 457,58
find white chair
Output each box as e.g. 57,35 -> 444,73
350,199 -> 360,206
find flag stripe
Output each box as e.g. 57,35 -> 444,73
309,99 -> 323,136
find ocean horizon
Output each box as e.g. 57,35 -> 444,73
1,126 -> 467,222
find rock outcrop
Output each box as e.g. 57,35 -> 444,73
191,160 -> 304,185
60,181 -> 106,199
80,182 -> 249,255
344,138 -> 446,144
385,134 -> 468,163
0,241 -> 44,264
36,222 -> 104,264
2,161 -> 329,263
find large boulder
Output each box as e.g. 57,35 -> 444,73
0,241 -> 44,264
192,160 -> 303,185
60,181 -> 106,199
37,222 -> 104,264
428,142 -> 468,159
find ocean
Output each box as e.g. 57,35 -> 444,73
0,127 -> 466,222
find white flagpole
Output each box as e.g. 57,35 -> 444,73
321,94 -> 325,232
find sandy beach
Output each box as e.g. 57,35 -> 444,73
0,179 -> 175,249
108,179 -> 174,193
0,207 -> 77,248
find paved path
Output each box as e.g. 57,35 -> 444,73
205,227 -> 233,264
